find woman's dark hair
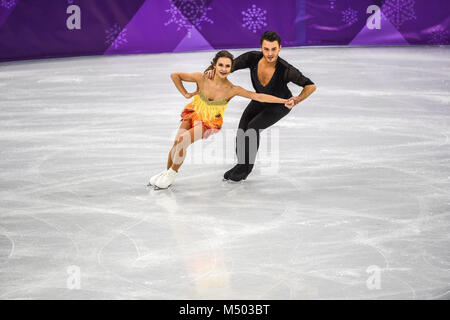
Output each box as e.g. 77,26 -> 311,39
205,50 -> 234,72
260,31 -> 281,46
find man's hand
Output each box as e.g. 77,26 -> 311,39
204,69 -> 215,80
284,98 -> 296,109
285,85 -> 316,109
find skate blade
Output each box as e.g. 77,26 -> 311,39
226,179 -> 245,184
152,184 -> 172,190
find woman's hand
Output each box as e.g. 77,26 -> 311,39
183,84 -> 199,99
184,91 -> 198,99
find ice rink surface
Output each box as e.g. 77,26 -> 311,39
0,46 -> 449,299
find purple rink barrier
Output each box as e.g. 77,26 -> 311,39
0,0 -> 448,62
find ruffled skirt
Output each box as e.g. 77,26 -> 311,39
180,101 -> 223,139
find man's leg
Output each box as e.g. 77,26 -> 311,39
229,103 -> 291,181
223,100 -> 263,179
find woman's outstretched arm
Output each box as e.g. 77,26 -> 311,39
170,72 -> 202,98
231,86 -> 292,106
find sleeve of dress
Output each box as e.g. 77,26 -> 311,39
231,51 -> 257,72
285,63 -> 315,87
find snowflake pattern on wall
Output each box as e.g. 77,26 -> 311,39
165,0 -> 213,38
329,0 -> 336,10
242,4 -> 267,33
342,7 -> 358,25
105,23 -> 128,49
382,0 -> 416,29
1,0 -> 16,9
428,27 -> 449,45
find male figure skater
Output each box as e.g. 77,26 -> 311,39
207,31 -> 316,181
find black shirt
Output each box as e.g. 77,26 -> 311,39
232,51 -> 314,99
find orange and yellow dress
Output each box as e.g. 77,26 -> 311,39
180,92 -> 229,139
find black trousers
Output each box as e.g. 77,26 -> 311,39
235,100 -> 291,168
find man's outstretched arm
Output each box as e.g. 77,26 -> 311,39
231,51 -> 256,72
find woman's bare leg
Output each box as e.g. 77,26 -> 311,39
171,123 -> 205,172
167,120 -> 192,170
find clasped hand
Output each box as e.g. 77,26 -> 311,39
284,98 -> 295,109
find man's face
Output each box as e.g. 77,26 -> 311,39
261,40 -> 281,63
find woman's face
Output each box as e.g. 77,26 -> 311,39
215,57 -> 232,78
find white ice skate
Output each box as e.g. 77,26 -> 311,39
147,169 -> 167,187
154,168 -> 178,189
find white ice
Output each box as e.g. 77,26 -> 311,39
0,47 -> 449,299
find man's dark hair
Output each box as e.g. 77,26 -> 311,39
260,31 -> 281,46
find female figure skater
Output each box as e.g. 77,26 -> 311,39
148,50 -> 293,189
